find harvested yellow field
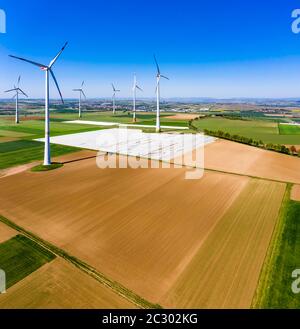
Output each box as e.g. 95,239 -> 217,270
165,114 -> 202,120
291,185 -> 300,201
0,258 -> 136,309
0,130 -> 33,138
0,137 -> 19,143
0,222 -> 16,243
0,157 -> 248,303
204,140 -> 300,184
162,179 -> 286,309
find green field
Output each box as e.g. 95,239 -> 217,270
0,118 -> 105,139
0,235 -> 55,289
48,112 -> 189,127
0,117 -> 105,170
0,140 -> 79,170
279,124 -> 300,136
193,117 -> 300,145
254,186 -> 300,308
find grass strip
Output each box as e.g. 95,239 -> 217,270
252,184 -> 300,308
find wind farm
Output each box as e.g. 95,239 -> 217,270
0,0 -> 300,316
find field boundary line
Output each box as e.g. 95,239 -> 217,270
0,215 -> 161,310
251,184 -> 291,308
95,151 -> 297,185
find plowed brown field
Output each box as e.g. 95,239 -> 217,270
291,185 -> 300,201
162,180 -> 285,308
0,258 -> 136,309
204,140 -> 300,184
0,156 -> 248,303
0,222 -> 16,243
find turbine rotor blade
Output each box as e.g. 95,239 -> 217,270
49,42 -> 68,68
161,75 -> 169,80
9,55 -> 47,69
18,88 -> 28,97
154,54 -> 160,75
17,75 -> 21,87
50,69 -> 64,104
81,90 -> 86,99
136,85 -> 143,91
81,81 -> 85,87
5,88 -> 17,93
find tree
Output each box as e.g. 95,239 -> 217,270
291,146 -> 297,154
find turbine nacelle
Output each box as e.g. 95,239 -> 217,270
73,81 -> 86,99
154,55 -> 169,94
133,75 -> 143,93
5,76 -> 28,98
9,42 -> 68,104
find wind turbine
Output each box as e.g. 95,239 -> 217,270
9,42 -> 68,166
111,83 -> 120,115
73,81 -> 86,119
132,74 -> 143,123
154,55 -> 169,133
5,76 -> 28,124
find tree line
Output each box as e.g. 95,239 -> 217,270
188,121 -> 299,157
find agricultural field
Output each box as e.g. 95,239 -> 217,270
0,110 -> 297,309
0,235 -> 55,289
0,140 -> 79,170
204,140 -> 300,184
0,112 -> 191,171
0,222 -> 16,243
163,180 -> 285,308
0,258 -> 136,309
193,117 -> 300,145
279,124 -> 300,135
254,186 -> 300,309
0,116 -> 103,170
291,185 -> 300,202
0,154 -> 286,308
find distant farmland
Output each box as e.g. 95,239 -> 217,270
193,117 -> 300,145
278,124 -> 300,136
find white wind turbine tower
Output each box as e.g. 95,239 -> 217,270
111,83 -> 120,115
132,74 -> 143,123
73,81 -> 86,119
154,55 -> 169,133
9,42 -> 68,166
5,76 -> 28,124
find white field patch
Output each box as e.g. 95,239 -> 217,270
36,128 -> 215,164
64,120 -> 189,130
280,122 -> 300,126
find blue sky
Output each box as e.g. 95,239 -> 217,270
1,0 -> 300,99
